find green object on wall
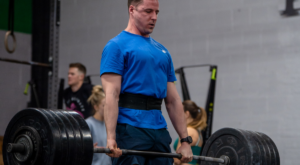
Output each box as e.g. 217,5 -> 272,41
0,0 -> 32,34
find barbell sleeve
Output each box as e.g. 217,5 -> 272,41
93,148 -> 226,164
193,155 -> 225,164
6,143 -> 25,153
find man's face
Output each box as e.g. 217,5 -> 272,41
131,0 -> 159,36
68,67 -> 84,86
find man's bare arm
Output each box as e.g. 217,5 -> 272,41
101,73 -> 122,157
165,82 -> 193,163
101,73 -> 121,140
164,82 -> 188,139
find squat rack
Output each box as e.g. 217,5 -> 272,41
175,64 -> 218,152
1,0 -> 60,109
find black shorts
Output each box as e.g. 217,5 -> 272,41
112,124 -> 174,165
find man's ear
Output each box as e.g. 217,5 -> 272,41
129,5 -> 134,14
79,73 -> 85,81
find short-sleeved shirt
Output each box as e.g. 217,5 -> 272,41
63,83 -> 93,119
100,31 -> 177,129
86,116 -> 112,165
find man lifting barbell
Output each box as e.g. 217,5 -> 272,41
100,0 -> 193,164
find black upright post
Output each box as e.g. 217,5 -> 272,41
174,64 -> 218,159
30,0 -> 51,108
175,68 -> 191,101
57,78 -> 64,109
202,66 -> 217,148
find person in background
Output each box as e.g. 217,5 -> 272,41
174,100 -> 207,165
63,63 -> 93,119
86,85 -> 112,165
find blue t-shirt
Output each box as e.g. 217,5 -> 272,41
100,31 -> 177,129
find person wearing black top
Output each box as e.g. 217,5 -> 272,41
63,63 -> 93,119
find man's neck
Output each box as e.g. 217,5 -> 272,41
125,20 -> 149,37
71,81 -> 83,92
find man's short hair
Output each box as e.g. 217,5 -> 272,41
69,63 -> 86,75
128,0 -> 143,9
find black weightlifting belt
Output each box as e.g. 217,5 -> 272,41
118,93 -> 162,110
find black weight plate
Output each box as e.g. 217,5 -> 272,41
9,126 -> 42,165
45,109 -> 70,165
64,111 -> 94,165
256,132 -> 280,165
34,109 -> 66,165
256,132 -> 274,165
201,128 -> 254,165
250,131 -> 272,165
59,111 -> 84,165
239,129 -> 269,165
3,108 -> 60,165
62,110 -> 93,165
263,133 -> 280,165
50,110 -> 77,165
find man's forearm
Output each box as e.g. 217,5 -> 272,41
166,100 -> 188,139
104,95 -> 119,140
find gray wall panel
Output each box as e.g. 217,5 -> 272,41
0,30 -> 31,135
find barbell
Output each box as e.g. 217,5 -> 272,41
2,108 -> 280,165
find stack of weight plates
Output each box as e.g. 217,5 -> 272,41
200,127 -> 280,165
2,108 -> 94,165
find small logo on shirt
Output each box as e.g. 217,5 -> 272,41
162,50 -> 166,53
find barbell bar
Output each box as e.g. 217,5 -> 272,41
2,108 -> 280,165
6,143 -> 229,164
93,148 -> 229,164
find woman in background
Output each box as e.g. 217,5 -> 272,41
174,100 -> 207,165
86,85 -> 112,165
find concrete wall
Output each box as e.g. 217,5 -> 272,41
0,31 -> 31,135
59,0 -> 300,163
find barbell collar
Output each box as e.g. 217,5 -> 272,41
219,155 -> 230,165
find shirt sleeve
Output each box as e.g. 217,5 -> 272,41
167,53 -> 177,82
100,41 -> 124,76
